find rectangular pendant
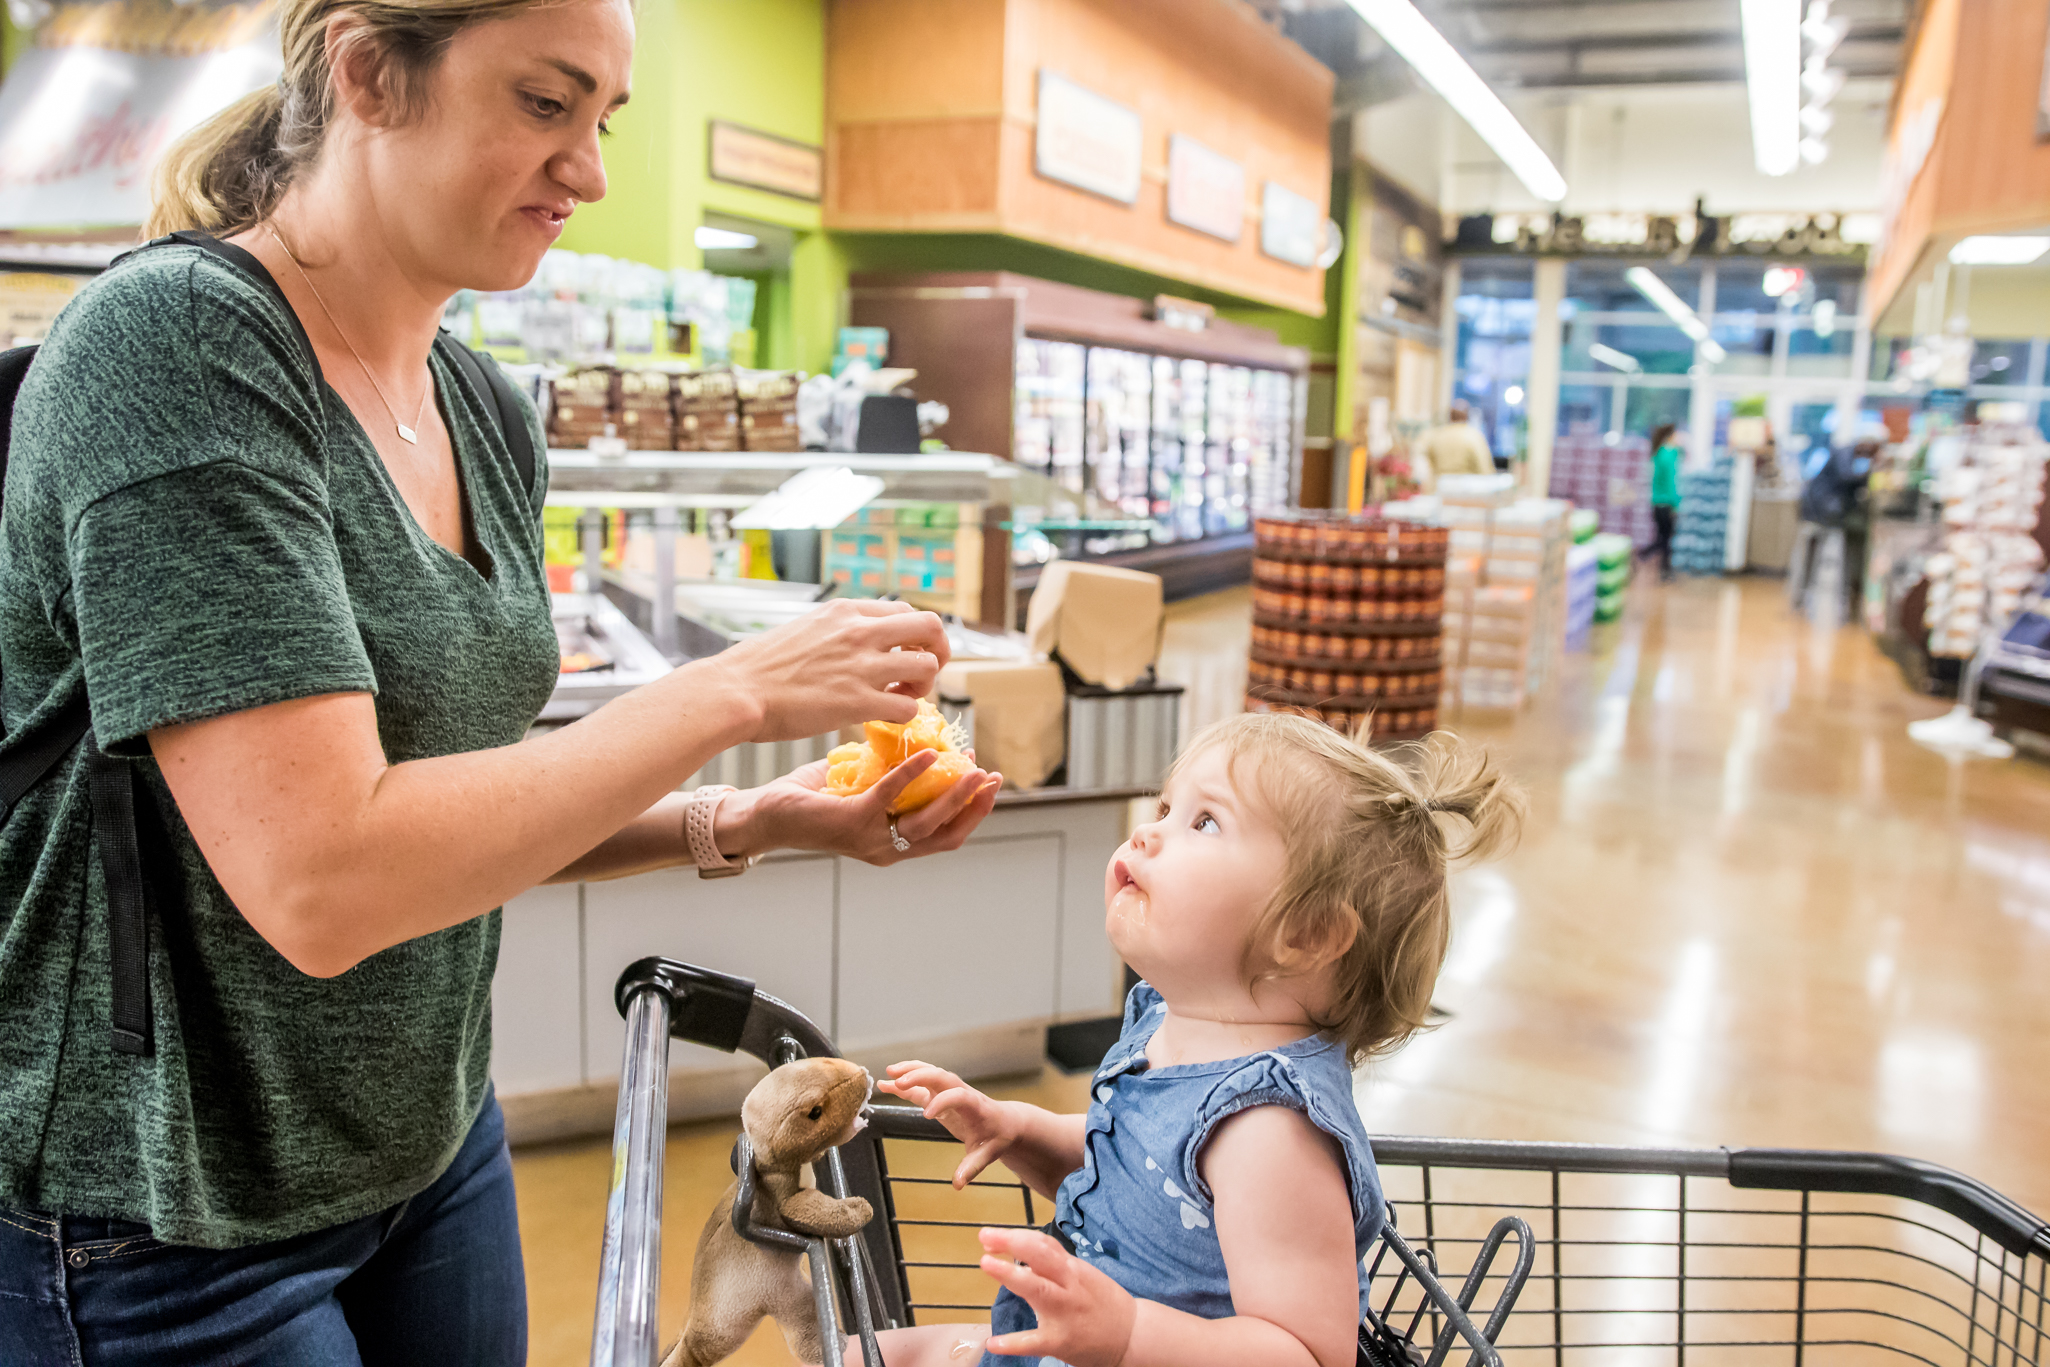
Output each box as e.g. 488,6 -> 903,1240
397,423 -> 418,444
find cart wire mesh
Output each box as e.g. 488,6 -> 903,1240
1360,1136 -> 2050,1366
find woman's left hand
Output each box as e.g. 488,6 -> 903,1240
722,751 -> 1002,866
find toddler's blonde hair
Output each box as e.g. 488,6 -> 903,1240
1169,712 -> 1525,1064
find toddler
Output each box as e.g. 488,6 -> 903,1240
862,713 -> 1524,1367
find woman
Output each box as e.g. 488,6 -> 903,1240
1648,421 -> 1683,581
0,0 -> 997,1360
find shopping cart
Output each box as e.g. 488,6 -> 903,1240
588,959 -> 1532,1367
588,958 -> 2050,1365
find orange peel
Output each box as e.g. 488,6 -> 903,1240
824,700 -> 975,814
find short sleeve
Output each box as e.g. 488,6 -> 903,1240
69,464 -> 376,756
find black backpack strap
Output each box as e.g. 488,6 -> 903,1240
439,336 -> 537,496
86,735 -> 152,1055
0,343 -> 36,504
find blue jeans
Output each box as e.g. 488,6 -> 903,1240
0,1089 -> 526,1365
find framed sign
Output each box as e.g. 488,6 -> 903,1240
1034,70 -> 1143,205
1167,134 -> 1245,243
708,120 -> 823,201
1260,181 -> 1320,268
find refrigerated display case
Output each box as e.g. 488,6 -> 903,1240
849,271 -> 1308,600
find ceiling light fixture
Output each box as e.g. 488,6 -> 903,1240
1741,0 -> 1802,176
1588,343 -> 1642,373
1947,236 -> 2050,266
1343,0 -> 1567,203
1626,266 -> 1729,363
695,225 -> 759,252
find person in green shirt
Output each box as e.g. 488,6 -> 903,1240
0,0 -> 1000,1360
1648,422 -> 1684,582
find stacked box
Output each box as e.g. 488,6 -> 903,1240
1565,541 -> 1599,649
1443,584 -> 1537,709
737,370 -> 803,451
616,369 -> 674,450
547,367 -> 615,447
1923,429 -> 2049,657
1673,458 -> 1735,574
1245,511 -> 1448,743
1592,533 -> 1634,621
674,371 -> 740,451
822,504 -> 983,616
1547,433 -> 1655,545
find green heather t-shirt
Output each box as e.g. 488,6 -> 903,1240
0,245 -> 557,1248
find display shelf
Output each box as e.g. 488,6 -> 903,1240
1243,674 -> 1444,710
1251,613 -> 1442,637
1249,589 -> 1447,625
1250,547 -> 1452,570
1248,646 -> 1442,673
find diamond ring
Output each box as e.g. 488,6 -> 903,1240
888,816 -> 911,853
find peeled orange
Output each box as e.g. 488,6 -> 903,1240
824,700 -> 974,813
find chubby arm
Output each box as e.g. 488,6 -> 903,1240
151,600 -> 947,977
878,1062 -> 1086,1198
978,1106 -> 1360,1367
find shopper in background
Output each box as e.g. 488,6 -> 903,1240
1648,421 -> 1683,582
1422,401 -> 1496,482
0,0 -> 998,1361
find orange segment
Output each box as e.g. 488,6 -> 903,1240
890,750 -> 977,814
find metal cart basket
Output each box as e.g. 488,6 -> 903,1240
590,960 -> 2050,1366
590,960 -> 1530,1367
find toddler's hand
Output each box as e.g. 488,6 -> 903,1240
978,1227 -> 1135,1367
878,1061 -> 1021,1188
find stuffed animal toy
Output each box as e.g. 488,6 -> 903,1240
660,1057 -> 876,1367
824,699 -> 976,813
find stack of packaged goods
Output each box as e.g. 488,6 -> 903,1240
1672,457 -> 1735,574
1448,586 -> 1537,709
1547,432 -> 1655,545
616,370 -> 675,451
737,371 -> 803,452
1592,533 -> 1635,622
823,505 -> 983,617
1245,512 -> 1449,742
1565,542 -> 1599,648
674,371 -> 740,451
1922,427 -> 2050,658
546,368 -> 616,448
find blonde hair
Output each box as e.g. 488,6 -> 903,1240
147,0 -> 555,237
1171,712 -> 1526,1064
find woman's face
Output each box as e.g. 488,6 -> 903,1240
359,0 -> 634,293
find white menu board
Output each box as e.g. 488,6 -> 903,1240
1034,70 -> 1143,206
1166,134 -> 1245,243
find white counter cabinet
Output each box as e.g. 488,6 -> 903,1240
490,788 -> 1135,1144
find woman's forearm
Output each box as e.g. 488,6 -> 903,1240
154,655 -> 764,976
545,782 -> 782,883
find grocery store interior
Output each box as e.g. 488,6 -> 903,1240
6,0 -> 2050,1361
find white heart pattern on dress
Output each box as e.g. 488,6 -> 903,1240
1095,1086 -> 1113,1104
1180,1202 -> 1210,1230
1161,1178 -> 1184,1199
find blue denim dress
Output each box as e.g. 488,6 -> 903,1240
979,983 -> 1383,1367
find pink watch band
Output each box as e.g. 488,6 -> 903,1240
684,785 -> 737,871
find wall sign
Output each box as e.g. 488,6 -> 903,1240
1450,210 -> 1870,263
1260,181 -> 1320,268
0,0 -> 282,230
1167,134 -> 1244,243
708,120 -> 822,201
1033,70 -> 1142,205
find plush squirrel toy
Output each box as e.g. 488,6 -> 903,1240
660,1057 -> 876,1367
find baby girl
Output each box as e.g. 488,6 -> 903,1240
862,712 -> 1524,1367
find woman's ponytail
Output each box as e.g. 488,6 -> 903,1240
146,86 -> 291,236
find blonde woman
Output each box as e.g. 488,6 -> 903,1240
0,0 -> 997,1359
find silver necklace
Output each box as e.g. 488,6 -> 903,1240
266,224 -> 430,444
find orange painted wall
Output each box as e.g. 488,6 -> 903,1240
1868,0 -> 2050,323
824,0 -> 1332,314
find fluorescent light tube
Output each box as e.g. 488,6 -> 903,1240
1588,342 -> 1642,373
695,226 -> 759,252
1626,266 -> 1728,363
1344,0 -> 1566,203
1741,0 -> 1802,176
1948,236 -> 2050,266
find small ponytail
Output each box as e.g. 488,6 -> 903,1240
1167,712 -> 1526,1063
146,86 -> 291,236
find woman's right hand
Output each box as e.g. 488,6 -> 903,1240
879,1061 -> 1024,1189
703,599 -> 950,742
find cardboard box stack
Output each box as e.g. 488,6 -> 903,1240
1438,482 -> 1571,708
1548,432 -> 1655,546
1246,511 -> 1449,742
1673,457 -> 1735,574
673,371 -> 740,451
737,370 -> 803,451
616,369 -> 674,450
823,505 -> 985,618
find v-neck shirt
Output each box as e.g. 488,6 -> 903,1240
0,243 -> 557,1247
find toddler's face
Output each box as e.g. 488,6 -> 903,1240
1105,745 -> 1290,998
